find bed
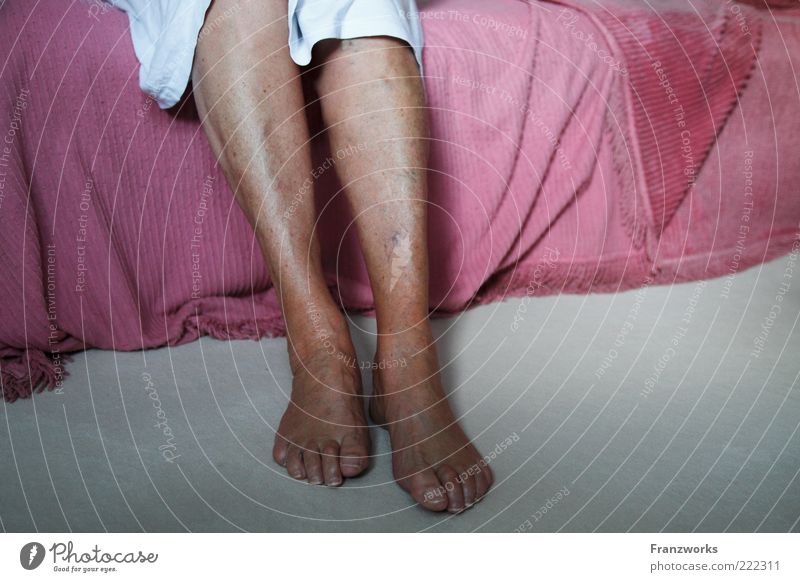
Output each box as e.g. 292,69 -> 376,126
1,0 -> 798,400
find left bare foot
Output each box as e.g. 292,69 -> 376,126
369,331 -> 493,512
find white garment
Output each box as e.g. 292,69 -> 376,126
108,0 -> 425,109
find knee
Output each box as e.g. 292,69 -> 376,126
314,37 -> 417,91
318,36 -> 409,62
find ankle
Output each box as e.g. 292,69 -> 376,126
288,336 -> 357,375
372,346 -> 443,399
286,302 -> 356,375
375,341 -> 434,374
377,321 -> 435,356
372,372 -> 449,424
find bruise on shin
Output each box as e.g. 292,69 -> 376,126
386,227 -> 413,293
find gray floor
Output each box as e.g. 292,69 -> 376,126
2,256 -> 799,532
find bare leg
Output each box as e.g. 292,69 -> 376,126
192,0 -> 369,486
314,38 -> 493,512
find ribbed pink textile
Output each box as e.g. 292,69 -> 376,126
1,0 -> 798,401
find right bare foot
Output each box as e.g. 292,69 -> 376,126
369,332 -> 493,512
272,317 -> 370,486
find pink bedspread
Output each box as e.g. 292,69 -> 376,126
1,0 -> 799,401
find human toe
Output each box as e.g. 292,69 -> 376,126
320,441 -> 343,487
286,445 -> 306,480
303,445 -> 324,485
339,434 -> 370,477
407,468 -> 449,512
